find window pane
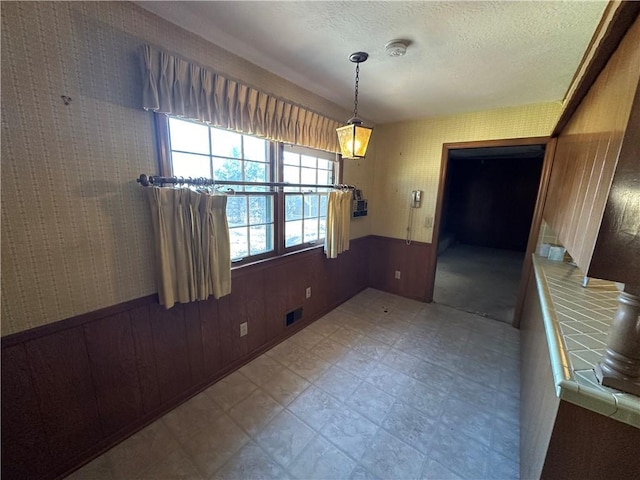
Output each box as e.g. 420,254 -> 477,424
318,158 -> 332,170
320,169 -> 334,185
248,196 -> 271,224
165,118 -> 291,264
285,220 -> 303,247
283,151 -> 299,165
320,194 -> 328,216
171,152 -> 211,178
244,135 -> 267,162
301,167 -> 316,187
211,129 -> 242,158
227,196 -> 247,227
169,118 -> 210,155
244,161 -> 268,191
283,165 -> 300,191
304,219 -> 319,243
249,224 -> 273,255
304,195 -> 319,218
213,157 -> 242,182
300,155 -> 316,168
229,227 -> 249,260
285,194 -> 303,221
281,145 -> 336,249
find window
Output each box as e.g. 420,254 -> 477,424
159,115 -> 339,264
282,146 -> 334,249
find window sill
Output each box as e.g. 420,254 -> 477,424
230,243 -> 326,274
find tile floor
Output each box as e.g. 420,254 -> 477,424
66,288 -> 520,480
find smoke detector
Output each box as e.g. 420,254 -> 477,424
385,40 -> 409,57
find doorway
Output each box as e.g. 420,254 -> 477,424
432,140 -> 547,325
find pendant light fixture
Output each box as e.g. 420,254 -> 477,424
336,52 -> 373,159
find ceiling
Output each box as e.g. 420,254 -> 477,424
136,1 -> 607,124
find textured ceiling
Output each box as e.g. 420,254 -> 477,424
136,1 -> 607,124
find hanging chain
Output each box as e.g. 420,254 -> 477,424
353,62 -> 360,118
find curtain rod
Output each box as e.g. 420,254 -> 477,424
137,174 -> 355,190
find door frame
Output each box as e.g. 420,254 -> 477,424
427,136 -> 554,328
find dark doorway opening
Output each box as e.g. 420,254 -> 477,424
434,144 -> 545,324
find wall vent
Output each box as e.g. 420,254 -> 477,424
285,307 -> 303,327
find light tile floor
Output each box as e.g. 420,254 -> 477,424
67,288 -> 520,480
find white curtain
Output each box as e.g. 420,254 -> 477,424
141,45 -> 342,153
324,190 -> 352,259
146,187 -> 231,308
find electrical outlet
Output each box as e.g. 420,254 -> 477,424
424,215 -> 433,228
395,270 -> 401,280
240,322 -> 248,337
305,287 -> 312,299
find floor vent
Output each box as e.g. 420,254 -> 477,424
285,307 -> 303,327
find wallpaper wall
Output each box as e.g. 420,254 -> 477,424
0,1 -> 354,335
1,2 -> 564,335
368,102 -> 563,243
341,157 -> 374,239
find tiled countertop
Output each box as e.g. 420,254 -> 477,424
532,255 -> 640,429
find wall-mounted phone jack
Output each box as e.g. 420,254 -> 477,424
407,190 -> 423,245
411,190 -> 422,208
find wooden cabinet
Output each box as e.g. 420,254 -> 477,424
543,16 -> 640,285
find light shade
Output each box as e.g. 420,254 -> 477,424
336,123 -> 373,159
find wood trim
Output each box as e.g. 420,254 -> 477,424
513,138 -> 558,328
439,136 -> 550,151
552,1 -> 640,136
560,1 -> 618,103
429,136 -> 550,312
275,142 -> 285,257
233,236 -> 368,276
0,295 -> 158,349
428,144 -> 452,302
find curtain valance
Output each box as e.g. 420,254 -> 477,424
141,45 -> 341,153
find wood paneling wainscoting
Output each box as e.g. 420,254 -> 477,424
520,271 -> 561,479
1,238 -> 372,480
368,236 -> 436,302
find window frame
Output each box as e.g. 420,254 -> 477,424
155,113 -> 342,266
279,143 -> 336,253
